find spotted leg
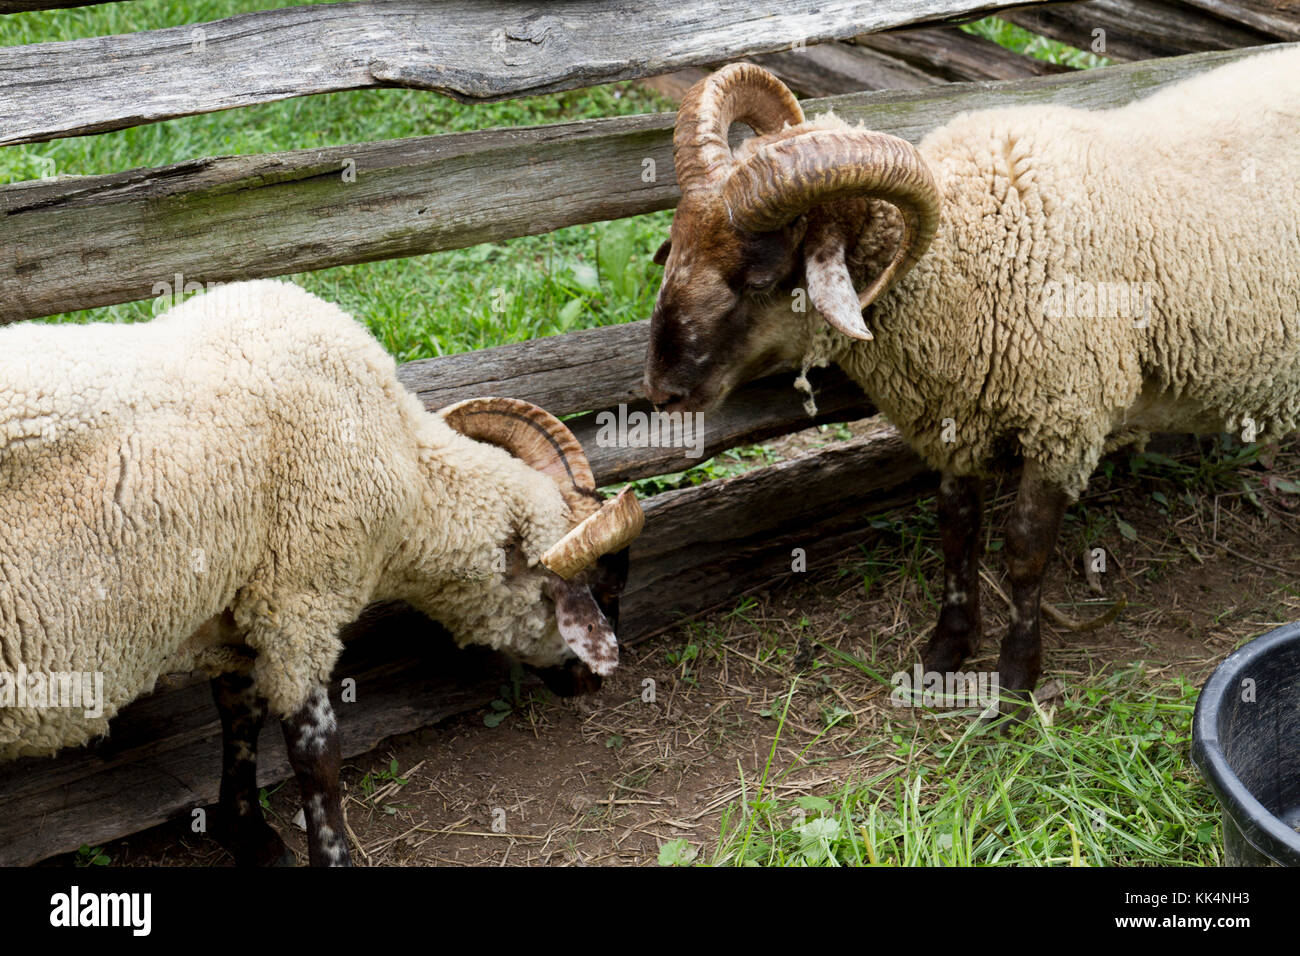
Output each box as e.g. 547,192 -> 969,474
997,464 -> 1070,712
210,671 -> 291,866
923,473 -> 985,673
281,685 -> 351,867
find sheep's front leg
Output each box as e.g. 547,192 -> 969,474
281,686 -> 351,867
923,473 -> 984,673
211,672 -> 291,866
997,465 -> 1069,709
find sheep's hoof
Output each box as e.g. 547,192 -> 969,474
972,692 -> 1032,730
996,692 -> 1034,725
990,656 -> 1040,726
216,819 -> 291,868
922,628 -> 980,673
248,835 -> 293,868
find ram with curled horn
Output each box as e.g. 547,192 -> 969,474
0,278 -> 649,867
643,52 -> 1300,713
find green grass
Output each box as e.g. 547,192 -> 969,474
961,16 -> 1113,70
710,666 -> 1219,866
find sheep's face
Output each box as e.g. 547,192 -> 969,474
501,507 -> 624,688
432,483 -> 625,691
645,65 -> 942,415
644,191 -> 809,413
529,549 -> 630,696
428,398 -> 644,694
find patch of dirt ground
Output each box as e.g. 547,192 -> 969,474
71,433 -> 1300,866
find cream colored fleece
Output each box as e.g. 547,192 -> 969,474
0,280 -> 576,759
809,46 -> 1300,497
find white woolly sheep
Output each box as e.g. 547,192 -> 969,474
0,279 -> 644,864
642,49 -> 1300,708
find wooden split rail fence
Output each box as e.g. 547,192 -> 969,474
0,0 -> 1296,865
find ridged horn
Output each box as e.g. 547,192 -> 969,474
439,397 -> 602,522
541,487 -> 645,580
675,62 -> 804,194
723,127 -> 941,308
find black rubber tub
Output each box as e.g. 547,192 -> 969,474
1192,621 -> 1300,866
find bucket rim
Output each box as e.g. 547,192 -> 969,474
1191,620 -> 1300,866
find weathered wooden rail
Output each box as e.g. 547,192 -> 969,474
0,44 -> 1276,323
1004,0 -> 1299,60
1,0 -> 1294,865
642,21 -> 1074,102
641,0 -> 1300,101
0,0 -> 1057,147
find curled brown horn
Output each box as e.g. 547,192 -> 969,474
675,62 -> 804,194
439,397 -> 602,522
723,127 -> 941,308
541,487 -> 645,580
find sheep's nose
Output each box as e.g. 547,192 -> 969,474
642,373 -> 680,408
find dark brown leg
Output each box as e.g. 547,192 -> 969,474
211,672 -> 291,866
923,473 -> 985,673
281,685 -> 351,867
997,466 -> 1070,709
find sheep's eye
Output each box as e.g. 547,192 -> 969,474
747,277 -> 778,294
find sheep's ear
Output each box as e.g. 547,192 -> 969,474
548,576 -> 619,677
804,232 -> 873,341
653,240 -> 671,266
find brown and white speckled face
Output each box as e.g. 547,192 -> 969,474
509,483 -> 629,685
520,548 -> 630,697
546,568 -> 618,674
527,553 -> 629,696
440,498 -> 630,691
